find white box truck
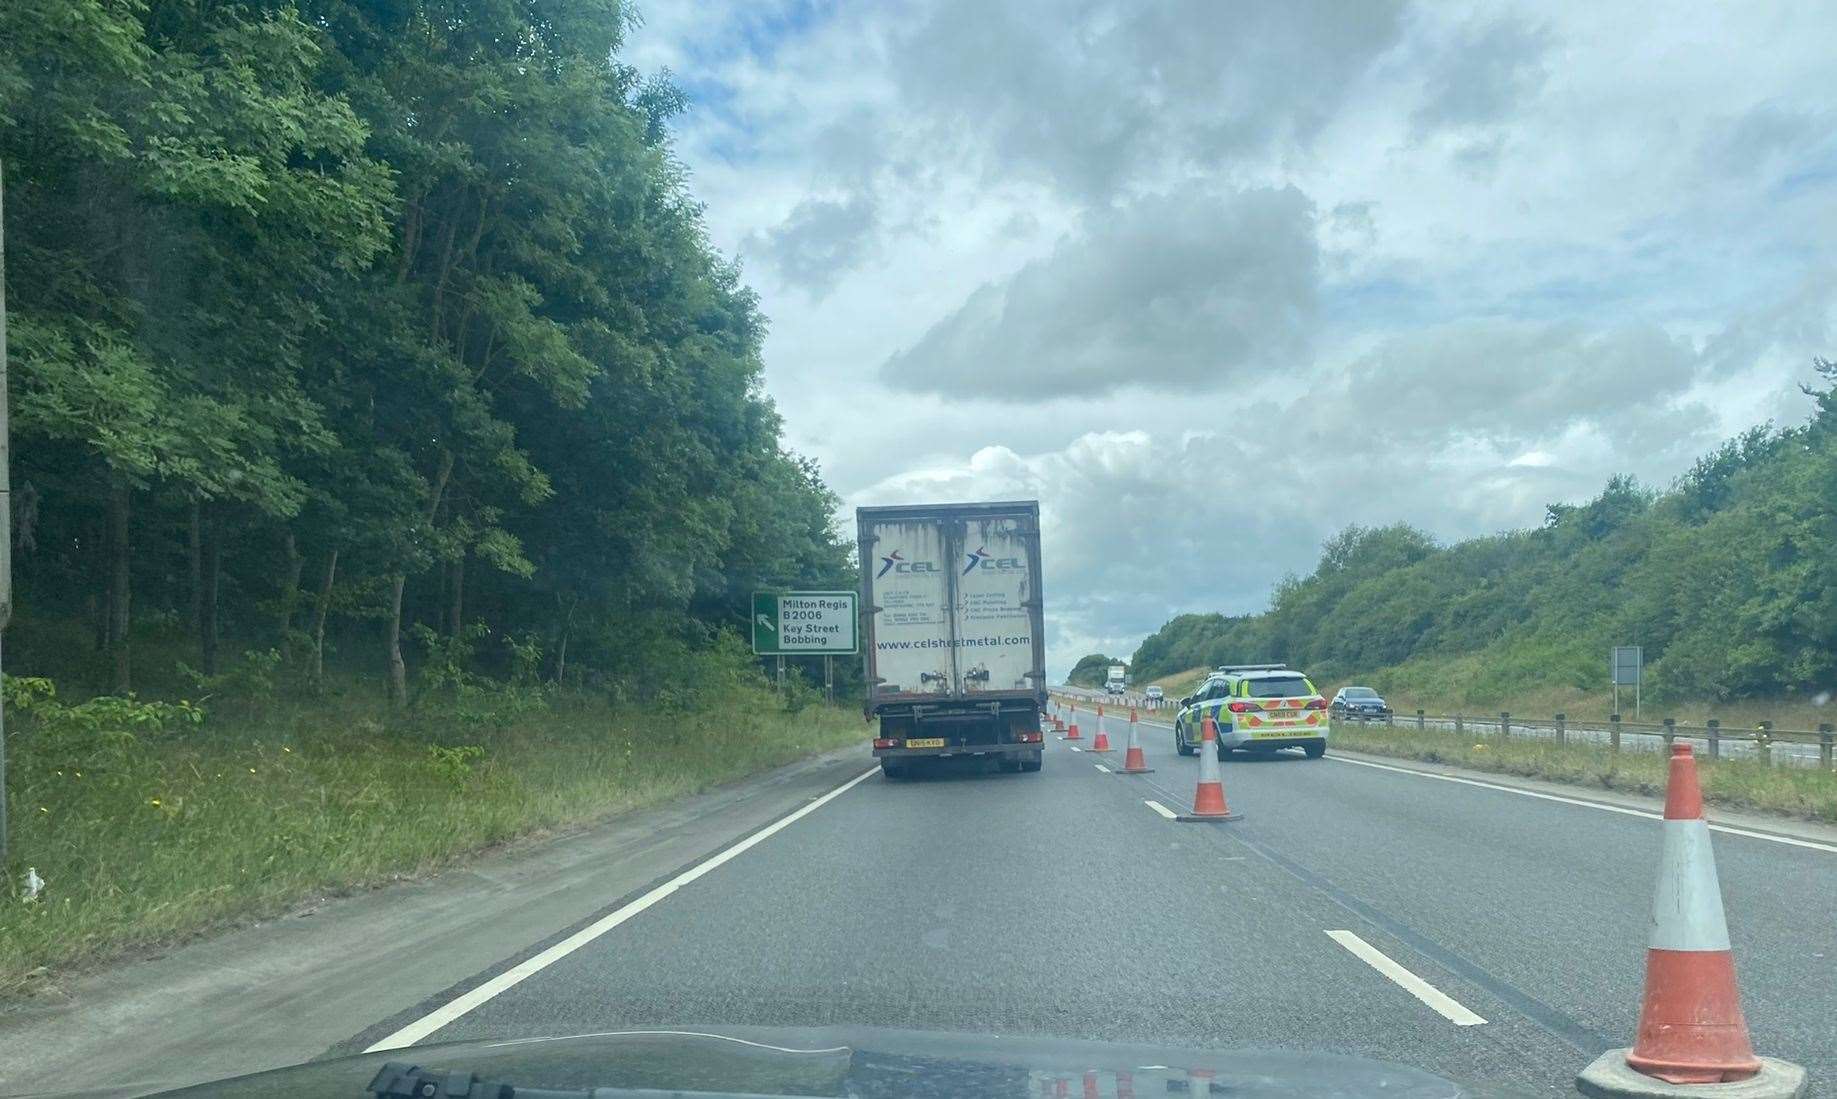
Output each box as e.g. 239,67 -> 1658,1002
857,500 -> 1047,779
1106,664 -> 1127,694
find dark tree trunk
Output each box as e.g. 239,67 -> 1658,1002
277,529 -> 302,645
311,547 -> 337,685
384,573 -> 408,707
107,481 -> 130,694
386,450 -> 454,708
201,515 -> 221,675
552,595 -> 576,686
447,551 -> 464,636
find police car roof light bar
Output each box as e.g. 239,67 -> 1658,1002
1215,663 -> 1289,672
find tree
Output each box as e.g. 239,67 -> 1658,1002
1067,653 -> 1120,688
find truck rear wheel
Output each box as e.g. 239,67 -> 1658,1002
1020,755 -> 1042,772
880,758 -> 909,781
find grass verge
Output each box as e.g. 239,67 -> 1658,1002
0,688 -> 862,999
1330,721 -> 1837,824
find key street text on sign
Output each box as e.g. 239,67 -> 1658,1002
753,591 -> 859,655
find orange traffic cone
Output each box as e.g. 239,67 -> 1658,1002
1176,716 -> 1240,821
1063,700 -> 1081,740
1576,744 -> 1804,1097
1118,707 -> 1153,773
1087,703 -> 1113,752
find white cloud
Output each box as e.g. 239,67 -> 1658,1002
627,0 -> 1837,675
882,188 -> 1320,399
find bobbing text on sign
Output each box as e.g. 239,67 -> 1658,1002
752,591 -> 859,655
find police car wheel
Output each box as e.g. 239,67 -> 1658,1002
1304,742 -> 1326,759
1175,726 -> 1195,756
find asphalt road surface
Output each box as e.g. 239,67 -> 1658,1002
343,704 -> 1835,1097
6,707 -> 1833,1097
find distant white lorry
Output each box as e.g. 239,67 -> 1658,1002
1106,664 -> 1127,694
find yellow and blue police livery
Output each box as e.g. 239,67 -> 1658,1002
1173,663 -> 1330,761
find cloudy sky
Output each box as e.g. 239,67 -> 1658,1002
627,1 -> 1837,677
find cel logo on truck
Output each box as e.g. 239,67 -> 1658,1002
876,550 -> 941,578
963,546 -> 1023,574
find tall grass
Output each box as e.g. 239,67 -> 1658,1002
1331,722 -> 1837,823
0,683 -> 861,998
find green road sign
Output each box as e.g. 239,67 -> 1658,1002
752,590 -> 859,655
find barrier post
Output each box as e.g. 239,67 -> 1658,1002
1755,722 -> 1772,767
1609,713 -> 1621,753
1820,724 -> 1834,770
1662,718 -> 1676,750
1499,711 -> 1510,741
1416,708 -> 1425,730
1554,713 -> 1566,746
1706,719 -> 1720,760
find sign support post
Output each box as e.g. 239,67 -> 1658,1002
1611,647 -> 1643,722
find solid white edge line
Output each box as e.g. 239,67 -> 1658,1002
1325,930 -> 1487,1026
1328,755 -> 1837,854
1144,799 -> 1178,820
365,766 -> 881,1052
1093,763 -> 1111,773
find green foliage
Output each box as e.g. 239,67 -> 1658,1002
1134,377 -> 1837,705
178,650 -> 283,704
0,0 -> 854,707
425,744 -> 486,786
4,676 -> 207,771
409,624 -> 551,728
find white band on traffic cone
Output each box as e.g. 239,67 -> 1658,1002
1648,819 -> 1731,952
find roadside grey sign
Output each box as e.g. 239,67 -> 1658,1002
1610,646 -> 1642,686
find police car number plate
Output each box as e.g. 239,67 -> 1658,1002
1269,709 -> 1299,719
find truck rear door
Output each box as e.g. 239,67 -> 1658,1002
953,514 -> 1037,694
865,517 -> 955,695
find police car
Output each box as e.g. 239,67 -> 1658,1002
1173,664 -> 1329,760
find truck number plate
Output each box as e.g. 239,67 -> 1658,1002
904,738 -> 946,748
